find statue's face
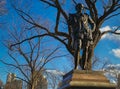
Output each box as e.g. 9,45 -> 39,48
76,4 -> 84,12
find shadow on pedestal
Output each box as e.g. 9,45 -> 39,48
58,70 -> 116,89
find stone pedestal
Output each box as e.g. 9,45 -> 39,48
58,70 -> 116,89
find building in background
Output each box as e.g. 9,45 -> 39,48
4,73 -> 22,89
6,73 -> 16,83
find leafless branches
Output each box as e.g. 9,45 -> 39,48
4,0 -> 120,70
92,56 -> 109,70
1,22 -> 68,89
99,0 -> 120,24
11,0 -> 120,47
101,26 -> 120,37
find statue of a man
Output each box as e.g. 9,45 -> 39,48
68,3 -> 96,69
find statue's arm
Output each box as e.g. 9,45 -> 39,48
68,14 -> 75,34
68,14 -> 74,25
88,15 -> 96,32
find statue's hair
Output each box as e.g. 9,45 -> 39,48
75,3 -> 84,11
75,3 -> 86,13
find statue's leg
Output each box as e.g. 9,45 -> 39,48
77,39 -> 82,69
80,49 -> 85,70
84,41 -> 91,70
87,44 -> 93,70
74,39 -> 80,69
74,40 -> 77,69
76,47 -> 80,69
80,40 -> 89,70
84,46 -> 88,70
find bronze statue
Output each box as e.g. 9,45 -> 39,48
68,3 -> 96,69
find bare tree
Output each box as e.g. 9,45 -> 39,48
44,69 -> 65,89
92,56 -> 109,70
0,23 -> 67,89
45,72 -> 60,89
10,0 -> 120,70
103,64 -> 120,84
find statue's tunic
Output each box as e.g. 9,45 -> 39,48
69,13 -> 94,50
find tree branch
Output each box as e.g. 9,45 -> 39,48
40,0 -> 56,8
101,26 -> 120,36
85,0 -> 98,22
105,12 -> 120,21
16,76 -> 30,85
10,33 -> 68,53
55,0 -> 68,21
54,9 -> 69,37
72,0 -> 77,5
14,8 -> 50,33
98,0 -> 119,25
14,6 -> 35,23
44,46 -> 60,61
0,59 -> 30,82
10,34 -> 48,48
55,9 -> 60,33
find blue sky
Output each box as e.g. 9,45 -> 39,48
96,25 -> 120,64
0,0 -> 120,84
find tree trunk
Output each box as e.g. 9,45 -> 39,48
28,83 -> 35,89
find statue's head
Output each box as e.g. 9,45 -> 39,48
75,3 -> 84,12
